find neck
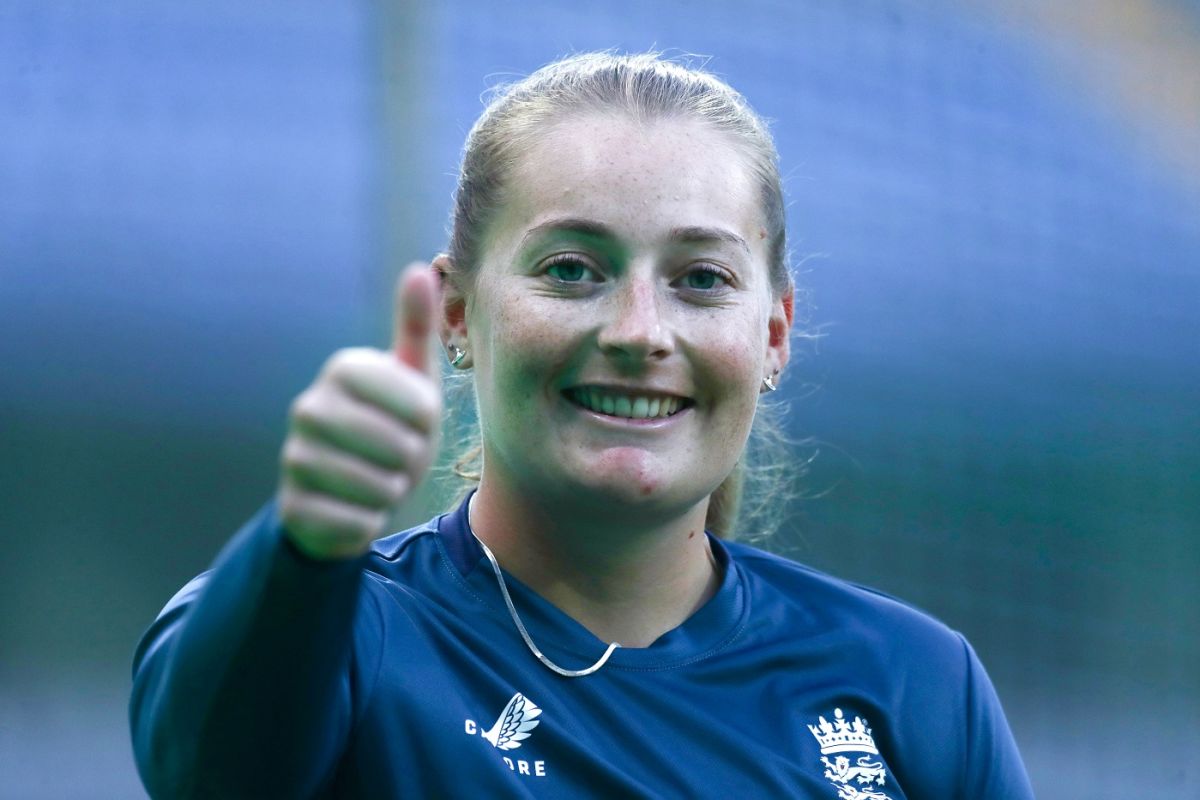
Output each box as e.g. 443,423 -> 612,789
469,478 -> 722,648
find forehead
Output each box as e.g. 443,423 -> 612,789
493,112 -> 764,253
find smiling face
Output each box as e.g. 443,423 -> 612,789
444,112 -> 792,522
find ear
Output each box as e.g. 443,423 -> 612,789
433,254 -> 472,368
765,288 -> 794,377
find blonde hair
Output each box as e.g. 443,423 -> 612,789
439,51 -> 801,538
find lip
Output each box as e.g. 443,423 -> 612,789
561,386 -> 694,426
567,399 -> 694,428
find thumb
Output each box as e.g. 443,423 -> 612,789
392,262 -> 440,379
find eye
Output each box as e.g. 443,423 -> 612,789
544,255 -> 600,283
677,264 -> 733,292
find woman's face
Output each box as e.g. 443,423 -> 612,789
447,112 -> 792,521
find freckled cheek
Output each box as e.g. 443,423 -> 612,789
702,338 -> 765,397
487,312 -> 571,408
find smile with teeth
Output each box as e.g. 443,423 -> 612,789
565,388 -> 689,420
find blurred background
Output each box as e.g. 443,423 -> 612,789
2,1 -> 1197,796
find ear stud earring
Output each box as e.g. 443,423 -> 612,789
449,345 -> 467,367
762,371 -> 779,392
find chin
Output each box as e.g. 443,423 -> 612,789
568,455 -> 709,517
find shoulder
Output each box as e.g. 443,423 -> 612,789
359,510 -> 486,608
369,516 -> 442,560
724,540 -> 970,674
362,514 -> 450,588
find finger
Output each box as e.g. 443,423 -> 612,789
321,349 -> 441,434
291,384 -> 431,470
282,437 -> 410,509
278,487 -> 388,560
392,262 -> 440,380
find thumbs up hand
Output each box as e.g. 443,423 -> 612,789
277,263 -> 445,560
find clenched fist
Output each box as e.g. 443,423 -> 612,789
276,263 -> 443,560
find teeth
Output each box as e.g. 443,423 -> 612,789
570,389 -> 685,419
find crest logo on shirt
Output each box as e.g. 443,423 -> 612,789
464,692 -> 547,778
481,692 -> 542,750
807,708 -> 892,800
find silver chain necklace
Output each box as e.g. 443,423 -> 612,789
468,509 -> 621,678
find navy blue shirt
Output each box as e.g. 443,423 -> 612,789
130,495 -> 1034,798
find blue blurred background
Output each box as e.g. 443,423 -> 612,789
2,1 -> 1197,796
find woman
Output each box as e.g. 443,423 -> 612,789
130,53 -> 1034,798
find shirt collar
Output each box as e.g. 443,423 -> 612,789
434,490 -> 750,669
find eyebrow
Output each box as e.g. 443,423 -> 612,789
518,217 -> 750,256
518,218 -> 613,251
668,225 -> 751,256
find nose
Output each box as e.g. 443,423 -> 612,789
597,274 -> 674,361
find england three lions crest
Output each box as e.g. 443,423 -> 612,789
807,708 -> 893,800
